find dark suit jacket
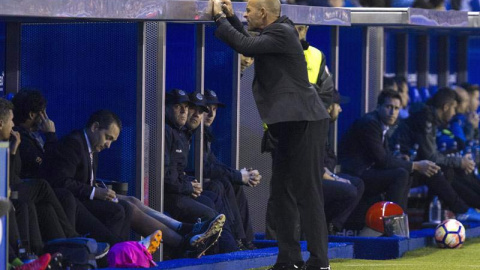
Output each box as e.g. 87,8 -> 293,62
338,111 -> 412,176
15,126 -> 57,179
215,15 -> 329,125
42,130 -> 98,200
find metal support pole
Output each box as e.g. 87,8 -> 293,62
231,53 -> 240,170
330,26 -> 340,153
457,35 -> 468,84
417,34 -> 429,89
194,24 -> 205,184
136,22 -> 146,201
396,32 -> 408,79
362,26 -> 384,114
438,35 -> 449,88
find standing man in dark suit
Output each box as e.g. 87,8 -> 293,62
212,0 -> 330,269
338,90 -> 440,211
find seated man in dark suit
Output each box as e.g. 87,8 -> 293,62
338,89 -> 440,211
11,89 -> 126,246
391,87 -> 480,221
0,97 -> 79,255
43,109 -> 224,257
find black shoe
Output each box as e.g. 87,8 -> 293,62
301,265 -> 331,270
269,262 -> 304,270
186,214 -> 226,247
184,230 -> 222,258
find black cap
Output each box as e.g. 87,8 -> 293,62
204,89 -> 226,108
332,90 -> 350,105
166,89 -> 191,105
189,90 -> 209,113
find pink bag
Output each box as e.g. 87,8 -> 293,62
107,241 -> 157,268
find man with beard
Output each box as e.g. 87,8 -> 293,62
392,87 -> 480,222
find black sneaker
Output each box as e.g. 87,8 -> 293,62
184,230 -> 222,258
186,214 -> 226,247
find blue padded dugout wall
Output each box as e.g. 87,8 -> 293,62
20,22 -> 139,196
337,26 -> 363,141
468,36 -> 480,84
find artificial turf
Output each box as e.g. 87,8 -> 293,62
251,237 -> 480,270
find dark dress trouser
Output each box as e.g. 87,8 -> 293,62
82,199 -> 133,242
268,119 -> 329,268
323,174 -> 364,231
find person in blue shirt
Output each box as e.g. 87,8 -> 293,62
437,86 -> 470,151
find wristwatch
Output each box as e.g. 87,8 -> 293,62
213,12 -> 226,22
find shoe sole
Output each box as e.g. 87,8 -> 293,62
193,229 -> 223,258
146,230 -> 163,254
190,214 -> 226,247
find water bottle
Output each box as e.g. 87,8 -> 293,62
429,196 -> 442,224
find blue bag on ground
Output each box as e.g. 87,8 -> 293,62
44,237 -> 98,269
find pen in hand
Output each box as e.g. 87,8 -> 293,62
100,181 -> 118,203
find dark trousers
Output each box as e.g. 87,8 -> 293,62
268,120 -> 329,267
12,179 -> 78,245
165,191 -> 238,252
360,167 -> 412,210
54,189 -> 123,245
234,185 -> 254,243
450,171 -> 480,210
414,171 -> 469,214
204,178 -> 246,240
11,199 -> 43,254
323,174 -> 364,231
82,199 -> 132,242
164,193 -> 217,224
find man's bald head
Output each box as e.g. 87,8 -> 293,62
245,0 -> 281,30
261,0 -> 281,17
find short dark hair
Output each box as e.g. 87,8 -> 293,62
460,82 -> 480,96
426,87 -> 457,109
377,89 -> 403,106
0,98 -> 13,122
383,76 -> 396,90
86,110 -> 122,131
11,89 -> 46,125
